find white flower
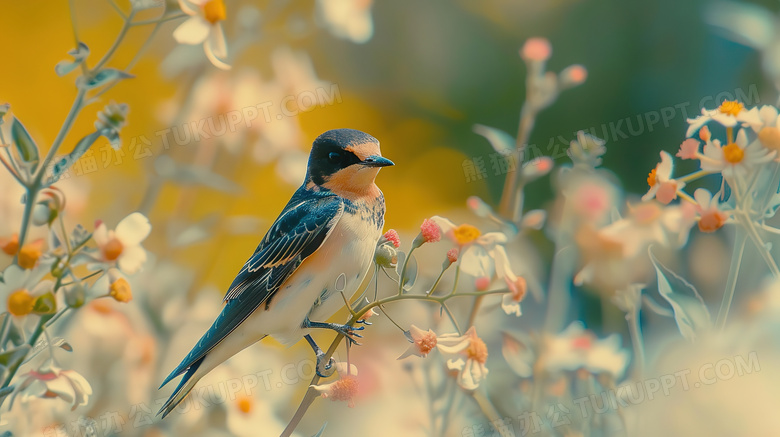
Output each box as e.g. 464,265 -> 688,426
430,216 -> 508,278
316,0 -> 374,44
93,212 -> 151,274
686,100 -> 763,137
693,188 -> 730,233
95,102 -> 129,149
12,360 -> 92,411
437,327 -> 489,390
544,322 -> 629,379
173,0 -> 230,70
599,201 -> 696,258
698,128 -> 775,179
398,325 -> 438,359
567,131 -> 606,167
492,245 -> 527,317
0,265 -> 52,329
642,151 -> 685,204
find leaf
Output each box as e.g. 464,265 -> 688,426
311,423 -> 328,437
11,117 -> 39,168
473,124 -> 515,155
401,254 -> 418,291
55,42 -> 90,76
76,68 -> 134,90
32,292 -> 57,315
47,131 -> 102,184
0,345 -> 31,369
648,248 -> 711,341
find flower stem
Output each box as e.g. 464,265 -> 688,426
469,389 -> 513,437
0,314 -> 53,390
626,309 -> 645,379
716,228 -> 746,329
91,10 -> 136,72
280,285 -> 509,436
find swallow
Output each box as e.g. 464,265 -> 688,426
157,128 -> 393,418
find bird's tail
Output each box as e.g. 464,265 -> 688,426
157,357 -> 205,419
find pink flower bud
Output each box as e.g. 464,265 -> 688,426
382,229 -> 401,248
420,219 -> 441,244
521,37 -> 552,62
446,248 -> 459,263
475,276 -> 491,291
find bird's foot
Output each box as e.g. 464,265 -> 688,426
356,319 -> 372,325
333,323 -> 364,347
315,352 -> 337,378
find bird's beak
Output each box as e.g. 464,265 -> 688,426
361,155 -> 395,167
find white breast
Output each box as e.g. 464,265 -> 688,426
245,208 -> 381,346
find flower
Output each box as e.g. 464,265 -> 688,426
599,201 -> 695,258
108,269 -> 133,303
438,327 -> 489,390
697,128 -> 775,179
93,212 -> 151,274
559,64 -> 588,88
543,322 -> 629,379
12,360 -> 92,411
431,216 -> 509,278
754,105 -> 780,152
521,37 -> 552,62
0,233 -> 19,255
417,218 -> 442,245
173,0 -> 230,70
475,276 -> 491,291
488,244 -> 527,316
381,229 -> 401,248
642,151 -> 685,204
310,362 -> 360,407
398,325 -> 438,359
17,239 -> 44,270
446,248 -> 459,264
676,138 -> 700,160
567,131 -> 607,168
0,265 -> 52,328
374,241 -> 397,269
316,0 -> 374,44
686,100 -> 762,137
565,175 -> 618,224
94,102 -> 129,149
693,188 -> 730,233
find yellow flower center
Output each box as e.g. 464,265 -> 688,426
453,224 -> 481,245
8,289 -> 35,317
236,395 -> 253,414
722,143 -> 745,164
109,278 -> 133,303
465,336 -> 488,364
0,234 -> 18,256
718,100 -> 744,116
103,238 -> 124,261
17,243 -> 42,270
646,168 -> 657,187
203,0 -> 226,24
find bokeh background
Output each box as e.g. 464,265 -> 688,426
3,0 -> 780,435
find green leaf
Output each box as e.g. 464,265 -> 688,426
32,292 -> 57,315
401,253 -> 418,291
473,124 -> 515,155
11,117 -> 39,168
76,68 -> 134,90
47,131 -> 102,185
0,345 -> 31,368
648,248 -> 711,342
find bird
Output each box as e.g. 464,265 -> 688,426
157,128 -> 393,418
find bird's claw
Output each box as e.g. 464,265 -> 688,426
315,353 -> 337,378
356,319 -> 372,325
334,324 -> 364,347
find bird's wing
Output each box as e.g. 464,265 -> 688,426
160,193 -> 344,388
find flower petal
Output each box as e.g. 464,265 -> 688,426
118,245 -> 147,274
115,212 -> 151,246
173,16 -> 211,45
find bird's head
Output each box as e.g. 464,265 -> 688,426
306,129 -> 394,197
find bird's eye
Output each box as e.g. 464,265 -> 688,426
328,152 -> 341,162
